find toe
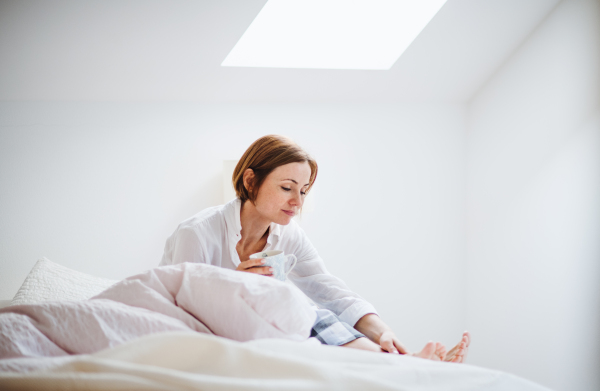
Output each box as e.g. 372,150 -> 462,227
419,341 -> 436,359
452,351 -> 464,363
464,331 -> 471,347
435,342 -> 447,361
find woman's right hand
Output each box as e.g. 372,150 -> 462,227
236,258 -> 273,276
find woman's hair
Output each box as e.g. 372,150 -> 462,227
233,135 -> 318,203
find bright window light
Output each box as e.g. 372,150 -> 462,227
222,0 -> 447,70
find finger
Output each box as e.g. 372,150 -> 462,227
238,266 -> 273,275
245,266 -> 273,275
252,258 -> 267,267
238,258 -> 265,271
245,258 -> 266,268
380,340 -> 398,354
393,340 -> 410,355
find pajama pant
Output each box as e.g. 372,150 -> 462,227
310,308 -> 365,346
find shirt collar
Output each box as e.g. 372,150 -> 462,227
225,198 -> 282,240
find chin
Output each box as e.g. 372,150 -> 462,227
275,214 -> 294,225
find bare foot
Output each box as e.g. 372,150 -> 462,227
444,331 -> 470,363
412,341 -> 447,361
343,338 -> 448,362
342,334 -> 469,365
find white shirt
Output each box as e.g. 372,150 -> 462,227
160,198 -> 377,326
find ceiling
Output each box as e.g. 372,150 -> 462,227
0,0 -> 560,103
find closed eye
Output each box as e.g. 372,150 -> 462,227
282,186 -> 307,196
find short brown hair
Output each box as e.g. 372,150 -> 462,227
233,135 -> 318,203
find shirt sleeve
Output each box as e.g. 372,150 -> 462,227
286,227 -> 378,327
169,227 -> 206,265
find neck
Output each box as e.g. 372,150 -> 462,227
238,200 -> 271,250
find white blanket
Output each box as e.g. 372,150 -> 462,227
93,262 -> 316,342
0,263 -> 552,390
0,263 -> 316,363
0,331 -> 551,391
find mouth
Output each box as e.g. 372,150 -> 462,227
282,210 -> 295,217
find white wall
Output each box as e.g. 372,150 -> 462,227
3,1 -> 597,387
0,102 -> 467,351
466,0 -> 600,390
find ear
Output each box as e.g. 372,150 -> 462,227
242,168 -> 255,192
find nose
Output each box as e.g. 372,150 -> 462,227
290,190 -> 303,207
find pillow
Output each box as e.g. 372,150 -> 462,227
10,257 -> 119,306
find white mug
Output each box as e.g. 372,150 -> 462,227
249,250 -> 297,281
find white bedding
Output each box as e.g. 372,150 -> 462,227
0,263 -> 315,364
0,331 -> 551,391
0,260 -> 553,390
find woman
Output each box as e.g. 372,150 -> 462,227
160,135 -> 469,362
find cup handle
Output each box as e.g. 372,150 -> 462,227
284,254 -> 297,276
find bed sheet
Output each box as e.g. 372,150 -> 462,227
0,331 -> 552,391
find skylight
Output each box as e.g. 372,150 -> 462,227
221,0 -> 447,70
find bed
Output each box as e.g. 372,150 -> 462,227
0,258 -> 552,391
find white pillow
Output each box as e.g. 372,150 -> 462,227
10,257 -> 119,306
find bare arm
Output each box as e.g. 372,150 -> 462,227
354,314 -> 411,355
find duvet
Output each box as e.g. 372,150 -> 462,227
0,263 -> 552,391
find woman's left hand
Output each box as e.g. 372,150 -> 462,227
354,314 -> 411,355
378,330 -> 410,355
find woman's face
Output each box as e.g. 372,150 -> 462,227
252,161 -> 312,225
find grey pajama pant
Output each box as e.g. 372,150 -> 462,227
310,309 -> 365,346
